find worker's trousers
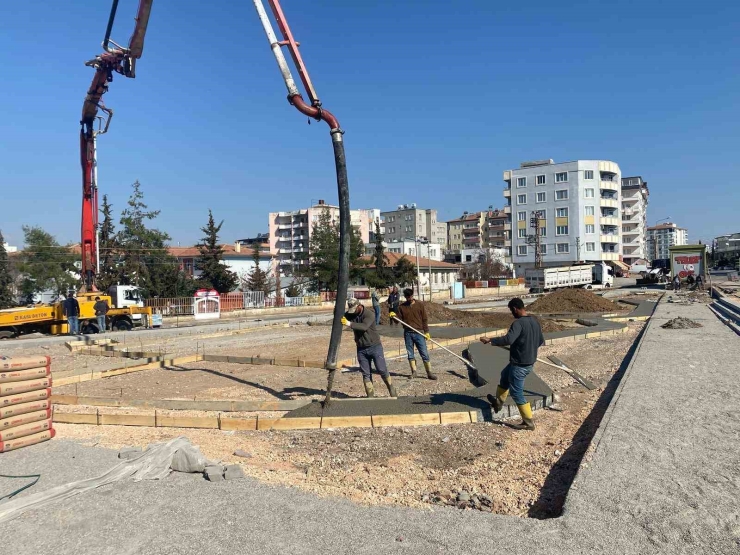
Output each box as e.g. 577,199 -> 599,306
499,363 -> 533,406
356,343 -> 389,381
373,304 -> 381,325
404,331 -> 430,362
97,315 -> 106,332
67,316 -> 79,335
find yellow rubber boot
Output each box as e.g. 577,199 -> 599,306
382,375 -> 398,397
363,380 -> 375,398
511,403 -> 535,430
408,359 -> 417,379
423,361 -> 438,380
487,386 -> 509,413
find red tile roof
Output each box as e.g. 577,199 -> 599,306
363,252 -> 460,269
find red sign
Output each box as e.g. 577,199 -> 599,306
675,256 -> 700,264
194,289 -> 219,298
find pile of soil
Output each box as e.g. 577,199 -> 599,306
661,317 -> 703,329
527,289 -> 623,314
380,302 -> 565,333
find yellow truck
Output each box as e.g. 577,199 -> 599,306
0,293 -> 152,339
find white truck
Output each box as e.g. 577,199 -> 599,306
107,285 -> 147,327
525,262 -> 613,293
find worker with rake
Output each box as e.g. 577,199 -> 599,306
342,298 -> 398,398
480,298 -> 544,431
390,288 -> 437,380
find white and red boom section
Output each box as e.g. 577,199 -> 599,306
79,0 -> 152,291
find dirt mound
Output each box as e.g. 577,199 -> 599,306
380,302 -> 564,333
527,289 -> 623,314
661,317 -> 703,329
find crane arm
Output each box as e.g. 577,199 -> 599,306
79,0 -> 153,293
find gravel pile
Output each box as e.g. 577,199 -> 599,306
380,302 -> 565,332
528,289 -> 623,314
661,317 -> 703,329
423,489 -> 496,512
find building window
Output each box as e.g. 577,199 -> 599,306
584,170 -> 594,179
536,192 -> 546,203
556,225 -> 569,235
517,245 -> 527,256
517,194 -> 527,205
517,177 -> 527,188
585,224 -> 595,234
536,174 -> 546,185
518,228 -> 527,238
555,172 -> 568,183
585,188 -> 595,198
517,211 -> 526,221
556,207 -> 568,218
540,244 -> 547,255
586,242 -> 595,252
535,209 -> 546,219
557,243 -> 569,253
585,206 -> 595,216
539,227 -> 547,237
556,189 -> 569,200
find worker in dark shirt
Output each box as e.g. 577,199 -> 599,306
93,296 -> 109,333
62,293 -> 81,335
387,286 -> 400,327
391,288 -> 437,380
480,297 -> 544,430
342,298 -> 397,398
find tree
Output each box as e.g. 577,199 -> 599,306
365,219 -> 393,289
244,244 -> 272,295
117,181 -> 179,297
97,195 -> 119,292
460,248 -> 510,280
17,226 -> 78,300
285,282 -> 301,297
297,208 -> 366,292
393,255 -> 417,287
0,230 -> 15,308
195,210 -> 238,293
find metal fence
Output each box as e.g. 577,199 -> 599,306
144,290 -> 332,316
144,297 -> 195,316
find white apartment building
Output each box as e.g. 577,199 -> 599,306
364,239 -> 442,261
620,176 -> 649,266
268,200 -> 377,276
646,223 -> 688,260
381,204 -> 446,247
503,159 -> 622,274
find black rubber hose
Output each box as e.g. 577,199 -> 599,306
323,129 -> 350,407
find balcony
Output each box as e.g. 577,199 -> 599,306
600,235 -> 619,244
600,198 -> 619,209
504,206 -> 511,214
600,180 -> 619,191
503,188 -> 511,198
601,216 -> 620,227
601,252 -> 619,261
503,222 -> 512,231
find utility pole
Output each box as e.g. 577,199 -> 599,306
528,211 -> 543,269
414,236 -> 421,299
575,237 -> 582,263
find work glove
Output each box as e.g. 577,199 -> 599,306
389,311 -> 397,319
425,332 -> 431,340
341,317 -> 351,327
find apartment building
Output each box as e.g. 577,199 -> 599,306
447,211 -> 486,253
621,176 -> 649,267
364,239 -> 442,261
484,209 -> 510,253
647,223 -> 688,260
381,204 -> 446,246
503,159 -> 622,273
268,200 -> 375,276
714,232 -> 740,262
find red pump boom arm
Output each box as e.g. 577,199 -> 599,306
79,0 -> 152,292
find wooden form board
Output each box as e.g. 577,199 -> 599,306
51,395 -> 308,413
53,410 -> 476,432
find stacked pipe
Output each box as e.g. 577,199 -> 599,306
0,356 -> 54,453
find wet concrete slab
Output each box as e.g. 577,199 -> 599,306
375,325 -> 493,339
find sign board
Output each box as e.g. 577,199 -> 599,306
669,245 -> 707,282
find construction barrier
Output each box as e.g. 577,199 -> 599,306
0,355 -> 55,453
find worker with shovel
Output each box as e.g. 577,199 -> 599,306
341,298 -> 398,398
390,288 -> 437,380
479,298 -> 544,431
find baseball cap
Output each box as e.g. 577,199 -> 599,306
347,298 -> 360,309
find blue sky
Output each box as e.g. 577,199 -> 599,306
1,0 -> 738,248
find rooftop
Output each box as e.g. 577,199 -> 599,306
363,252 -> 459,270
647,223 -> 686,231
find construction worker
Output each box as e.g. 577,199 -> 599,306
62,292 -> 81,335
93,296 -> 109,332
673,274 -> 681,292
479,298 -> 544,431
342,298 -> 397,398
387,286 -> 400,326
391,288 -> 437,380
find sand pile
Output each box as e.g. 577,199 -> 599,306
661,317 -> 703,329
527,289 -> 623,314
380,302 -> 564,333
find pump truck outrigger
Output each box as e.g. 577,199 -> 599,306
74,0 -> 352,403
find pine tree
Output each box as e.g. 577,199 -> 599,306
245,244 -> 272,295
195,210 -> 238,293
366,219 -> 392,288
0,230 -> 15,308
97,195 -> 119,292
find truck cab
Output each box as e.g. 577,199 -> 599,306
591,262 -> 614,287
107,285 -> 144,322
